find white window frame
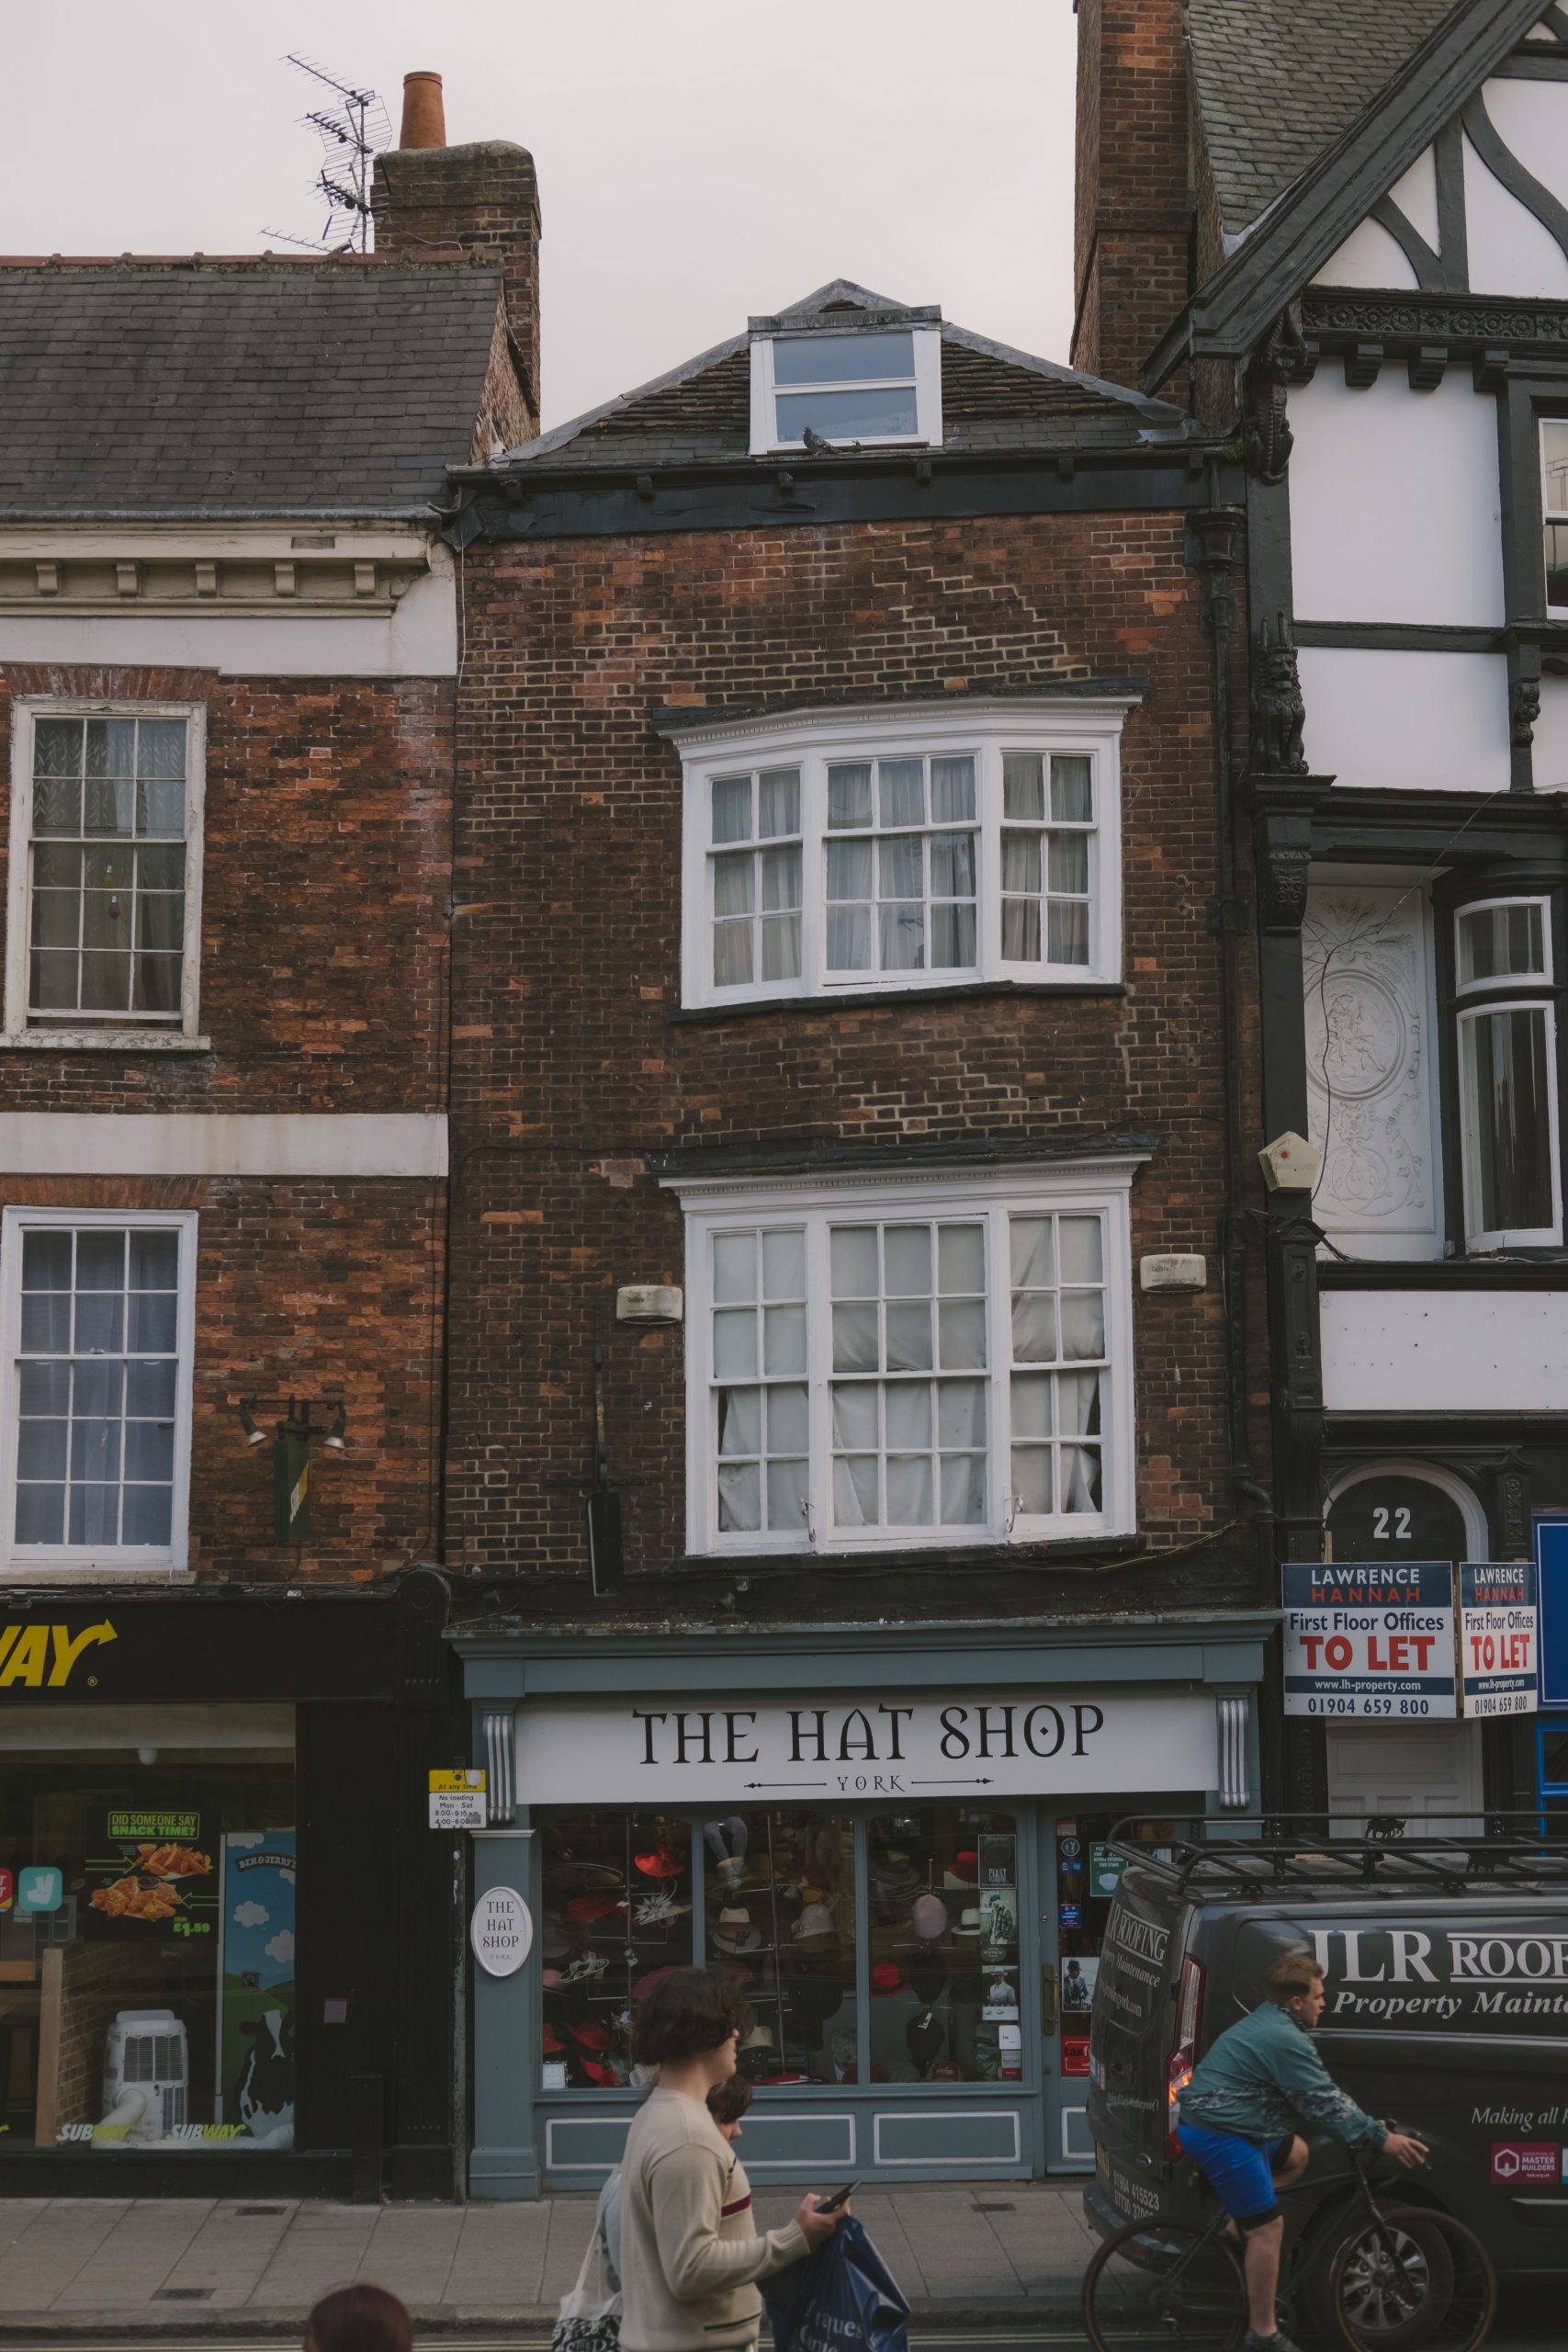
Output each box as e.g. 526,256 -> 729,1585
676,698 -> 1130,1009
0,1205 -> 197,1579
669,1160 -> 1140,1558
3,696 -> 208,1050
1455,996 -> 1563,1250
1452,894 -> 1552,994
1542,417 -> 1568,620
750,327 -> 942,456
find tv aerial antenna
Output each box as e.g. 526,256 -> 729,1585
262,55 -> 392,254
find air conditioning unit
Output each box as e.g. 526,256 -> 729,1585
103,2008 -> 188,2141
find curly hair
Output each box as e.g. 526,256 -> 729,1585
305,2287 -> 413,2352
629,1966 -> 753,2067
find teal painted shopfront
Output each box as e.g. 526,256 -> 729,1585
453,1620 -> 1269,2198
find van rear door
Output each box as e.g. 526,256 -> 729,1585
1087,1864 -> 1186,2224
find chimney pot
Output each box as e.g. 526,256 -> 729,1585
400,71 -> 446,151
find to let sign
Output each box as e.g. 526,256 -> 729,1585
470,1885 -> 532,1978
1282,1562 -> 1457,1719
1457,1561 -> 1538,1718
429,1768 -> 487,1829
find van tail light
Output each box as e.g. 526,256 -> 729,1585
1166,1954 -> 1205,2160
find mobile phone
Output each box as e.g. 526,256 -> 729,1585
814,2182 -> 856,2212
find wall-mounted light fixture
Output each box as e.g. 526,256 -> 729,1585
237,1396 -> 349,1540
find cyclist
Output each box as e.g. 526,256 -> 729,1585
1177,1948 -> 1427,2352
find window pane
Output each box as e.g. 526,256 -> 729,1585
878,762 -> 925,830
541,1811 -> 694,2090
18,1362 -> 71,1414
773,331 -> 914,384
938,1225 -> 985,1295
1545,420 -> 1568,513
762,1229 -> 806,1299
714,922 -> 752,988
23,1231 -> 72,1292
129,1292 -> 178,1353
1003,752 -> 1044,821
138,778 -> 185,837
886,1385 -> 931,1449
931,903 -> 976,968
867,1809 -> 1019,2082
136,720 -> 186,779
31,776 -> 83,835
1061,1444 -> 1103,1512
1457,901 -> 1546,986
15,1483 -> 65,1544
1001,831 -> 1041,894
939,1299 -> 987,1368
886,1302 -> 932,1371
1061,1291 -> 1107,1361
716,1238 -> 760,1315
833,1453 -> 878,1523
1051,756 -> 1093,821
125,1420 -> 175,1482
1048,833 -> 1089,895
33,718 -> 84,777
767,1383 -> 808,1453
886,1454 -> 934,1523
765,1456 -> 808,1532
761,914 -> 801,981
85,718 -> 135,778
80,951 -> 132,1011
1547,520 -> 1568,608
69,1484 -> 121,1544
763,1305 -> 807,1374
760,843 -> 801,914
931,757 -> 976,823
876,831 -> 922,904
1047,901 -> 1090,966
884,1226 -> 931,1296
130,1230 -> 179,1290
84,777 -> 135,836
717,1460 -> 761,1531
827,839 -> 873,900
717,1386 -> 761,1455
827,764 -> 873,830
830,1227 -> 879,1297
775,386 -> 919,441
1461,1006 -> 1556,1235
121,1484 -> 174,1544
711,775 -> 751,843
879,902 -> 925,971
758,769 -> 799,838
931,833 -> 976,899
17,1419 -> 67,1479
713,1310 -> 758,1378
831,1384 -> 879,1450
1001,899 -> 1041,962
703,1807 -> 858,2085
31,889 -> 83,951
1059,1217 -> 1104,1283
712,853 -> 753,918
832,1303 -> 879,1373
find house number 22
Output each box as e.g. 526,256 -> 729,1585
1371,1506 -> 1412,1541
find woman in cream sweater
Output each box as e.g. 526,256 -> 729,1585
618,1969 -> 842,2352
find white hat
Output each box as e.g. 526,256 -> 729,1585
954,1907 -> 984,1936
793,1902 -> 837,1943
713,1905 -> 761,1953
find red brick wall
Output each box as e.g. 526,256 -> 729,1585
0,665 -> 451,1114
1072,0 -> 1192,391
445,514 -> 1267,1603
0,1172 -> 445,1582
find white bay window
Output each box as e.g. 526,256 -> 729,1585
671,1164 -> 1138,1555
677,700 -> 1129,1007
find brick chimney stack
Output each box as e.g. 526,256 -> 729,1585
1071,0 -> 1191,391
372,74 -> 542,428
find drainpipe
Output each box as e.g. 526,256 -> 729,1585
1193,479 -> 1274,1600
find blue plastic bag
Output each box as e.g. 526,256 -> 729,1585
761,2215 -> 910,2352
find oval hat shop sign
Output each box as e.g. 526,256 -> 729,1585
471,1885 -> 533,1978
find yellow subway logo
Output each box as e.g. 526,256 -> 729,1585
0,1621 -> 118,1690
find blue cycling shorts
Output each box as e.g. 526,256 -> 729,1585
1177,2122 -> 1292,2229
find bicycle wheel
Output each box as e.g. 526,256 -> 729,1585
1082,2215 -> 1248,2352
1329,2205 -> 1496,2352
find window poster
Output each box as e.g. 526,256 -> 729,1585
85,1809 -> 215,1935
216,1833 -> 296,2148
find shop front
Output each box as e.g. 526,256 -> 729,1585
0,1570 -> 457,2197
456,1619 -> 1269,2197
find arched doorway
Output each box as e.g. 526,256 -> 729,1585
1324,1458 -> 1486,1564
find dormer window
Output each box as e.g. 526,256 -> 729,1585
750,327 -> 942,455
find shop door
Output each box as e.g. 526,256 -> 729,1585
1325,1722 -> 1483,1834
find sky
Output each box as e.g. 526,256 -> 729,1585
0,1 -> 1079,431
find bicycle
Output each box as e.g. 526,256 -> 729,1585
1081,2140 -> 1496,2352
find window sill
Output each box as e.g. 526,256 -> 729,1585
671,978 -> 1127,1024
0,1564 -> 194,1584
1,1031 -> 212,1055
660,1532 -> 1146,1576
1318,1256 -> 1568,1287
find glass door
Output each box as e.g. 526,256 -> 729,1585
1041,1809 -> 1176,2168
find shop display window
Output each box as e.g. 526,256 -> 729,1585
0,1708 -> 295,2152
865,1809 -> 1020,2084
1051,1812 -> 1174,2077
702,1809 -> 856,2085
539,1812 -> 695,2091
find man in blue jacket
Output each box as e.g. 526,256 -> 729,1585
1178,1948 -> 1427,2352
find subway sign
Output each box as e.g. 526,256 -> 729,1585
0,1620 -> 118,1691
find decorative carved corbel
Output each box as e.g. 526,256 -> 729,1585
1250,615 -> 1308,776
1511,674 -> 1541,748
1242,304 -> 1309,484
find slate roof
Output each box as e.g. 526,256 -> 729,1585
0,260 -> 505,515
491,280 -> 1190,472
1189,0 -> 1459,234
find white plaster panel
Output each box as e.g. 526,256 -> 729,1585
1297,648 -> 1511,791
1321,1288 -> 1568,1412
1386,144 -> 1440,251
1462,127 -> 1568,299
1533,674 -> 1568,792
1312,215 -> 1419,290
1304,885 -> 1443,1258
1482,76 -> 1568,211
1290,373 -> 1504,627
0,562 -> 457,677
0,1113 -> 447,1177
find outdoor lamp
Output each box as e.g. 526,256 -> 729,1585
238,1397 -> 267,1447
323,1401 -> 348,1453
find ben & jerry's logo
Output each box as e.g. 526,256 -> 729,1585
0,1621 -> 117,1690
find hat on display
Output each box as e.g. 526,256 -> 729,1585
871,1961 -> 908,1996
793,1900 -> 838,1944
563,1894 -> 626,1924
541,1916 -> 571,1961
634,1846 -> 685,1882
634,1888 -> 693,1927
554,1859 -> 625,1891
910,1893 -> 949,1941
705,1816 -> 750,1891
713,1905 -> 763,1954
927,2058 -> 962,2082
565,2019 -> 613,2053
542,2025 -> 566,2056
909,1959 -> 949,2007
907,2009 -> 946,2068
741,2023 -> 776,2053
581,2059 -> 619,2087
956,1849 -> 978,1880
870,1848 -> 920,1895
541,1967 -> 564,1990
954,1907 -> 985,1937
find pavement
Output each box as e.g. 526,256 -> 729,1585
0,2183 -> 1097,2335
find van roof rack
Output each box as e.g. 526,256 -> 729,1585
1109,1813 -> 1568,1899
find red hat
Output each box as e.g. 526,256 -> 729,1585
581,2059 -> 618,2087
563,1894 -> 625,1924
542,2026 -> 565,2056
635,1846 -> 685,1881
632,1965 -> 684,2002
565,2018 -> 612,2052
871,1962 -> 908,1996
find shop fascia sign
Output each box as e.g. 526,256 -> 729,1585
514,1688 -> 1218,1805
1282,1563 -> 1538,1721
0,1619 -> 117,1691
